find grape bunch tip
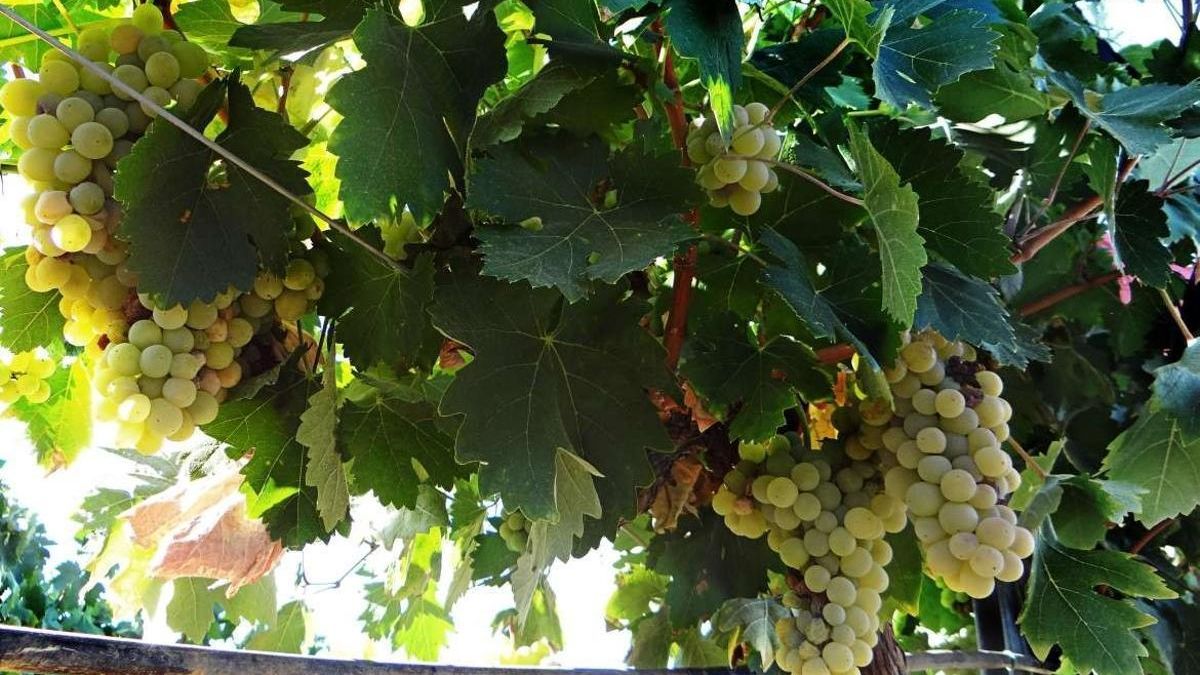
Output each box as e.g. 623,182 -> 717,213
689,102 -> 782,217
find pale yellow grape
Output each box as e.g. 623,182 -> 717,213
0,80 -> 45,116
974,396 -> 1004,428
759,130 -> 782,158
275,289 -> 308,321
51,215 -> 92,253
998,550 -> 1023,582
71,122 -> 114,160
903,413 -> 937,438
728,186 -> 761,216
107,342 -> 142,376
751,474 -> 773,502
913,516 -> 945,543
910,388 -> 937,415
957,566 -> 995,599
151,304 -> 187,330
822,602 -> 847,626
934,389 -> 966,418
162,327 -> 194,353
713,157 -> 747,184
822,643 -> 854,672
926,540 -> 957,576
891,373 -> 921,398
896,440 -> 921,469
917,361 -> 946,386
851,640 -> 872,668
814,482 -> 842,510
35,257 -> 71,288
28,114 -> 70,149
828,527 -> 856,557
1010,526 -> 1035,558
39,60 -> 80,96
917,455 -> 952,483
118,393 -> 151,423
969,544 -> 1004,577
780,537 -> 810,568
884,467 -> 917,500
900,341 -> 936,372
19,148 -> 59,182
738,159 -> 770,191
942,408 -> 980,434
132,3 -> 165,34
162,377 -> 197,408
187,391 -> 219,425
844,507 -> 883,540
773,506 -> 802,531
791,462 -> 821,490
975,516 -> 1014,549
976,370 -> 1003,396
947,532 -> 978,561
801,658 -> 829,675
938,502 -> 979,534
937,469 -> 976,503
990,422 -> 1011,442
804,529 -> 831,557
826,576 -> 857,606
974,446 -> 1010,477
840,547 -> 873,578
905,481 -> 943,517
793,493 -> 822,521
712,487 -> 737,515
731,125 -> 765,156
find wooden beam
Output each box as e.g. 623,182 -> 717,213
0,625 -> 726,675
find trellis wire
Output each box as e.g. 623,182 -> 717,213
0,3 -> 403,273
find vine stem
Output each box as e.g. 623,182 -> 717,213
759,158 -> 864,206
1159,287 -> 1196,342
766,36 -> 850,123
1012,157 -> 1139,264
1016,271 -> 1121,317
1032,120 -> 1091,223
1006,437 -> 1047,480
0,3 -> 403,275
1129,518 -> 1175,556
904,649 -> 1054,674
664,245 -> 697,369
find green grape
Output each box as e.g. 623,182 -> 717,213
904,481 -> 943,517
128,319 -> 162,349
132,3 -> 165,35
96,107 -> 131,137
792,492 -> 821,521
728,186 -> 761,216
828,527 -> 856,557
712,157 -> 747,184
162,326 -> 195,353
9,116 -> 34,149
780,537 -> 810,570
253,273 -> 284,300
284,259 -> 316,290
803,563 -> 831,592
825,576 -> 857,606
112,64 -> 149,100
53,150 -> 93,184
152,304 -> 188,330
138,344 -> 173,379
27,113 -> 70,149
110,24 -> 143,55
18,148 -> 59,182
35,257 -> 71,288
935,388 -> 966,418
759,129 -> 782,158
974,446 -> 1010,478
34,190 -> 72,224
139,376 -> 165,398
975,370 -> 1003,397
137,35 -> 170,62
168,410 -> 195,442
146,397 -> 183,437
144,51 -> 180,88
737,160 -> 770,191
38,60 -> 80,96
998,550 -> 1023,582
822,643 -> 854,672
974,396 -> 1005,428
939,469 -> 977,503
121,101 -> 149,135
900,341 -> 936,373
937,502 -> 979,535
81,62 -> 115,95
51,214 -> 92,253
162,377 -> 197,408
766,476 -> 799,508
187,390 -> 219,425
168,353 -> 200,380
843,507 -> 882,540
0,79 -> 46,116
69,181 -> 106,215
118,393 -> 152,423
205,342 -> 234,370
71,121 -> 114,160
185,300 -> 218,330
169,78 -> 202,110
803,529 -> 830,557
910,388 -> 936,415
731,126 -> 764,156
916,455 -> 951,483
56,97 -> 95,131
790,462 -> 821,491
139,85 -> 172,118
274,289 -> 308,321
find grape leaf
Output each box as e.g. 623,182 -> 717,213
381,486 -> 450,545
115,78 -> 310,305
429,271 -> 671,521
1111,180 -> 1171,288
512,449 -> 601,621
846,123 -> 925,327
174,0 -> 290,58
915,263 -> 1018,352
1104,341 -> 1200,523
526,0 -> 605,47
205,360 -> 326,547
11,359 -> 91,466
230,0 -> 368,60
647,510 -> 783,626
628,613 -> 672,668
607,567 -> 668,623
1053,477 -> 1142,550
748,30 -> 853,103
871,125 -> 1015,278
166,577 -> 223,643
327,4 -> 505,222
873,9 -> 1000,110
1053,74 -> 1200,154
246,600 -> 307,653
318,233 -> 440,371
824,0 -> 890,56
297,373 -> 349,532
472,60 -> 604,148
936,24 -> 1049,123
665,0 -> 742,137
680,314 -> 829,442
714,598 -> 789,669
470,135 -> 698,302
0,3 -> 105,65
759,229 -> 895,402
339,395 -> 459,510
1021,524 -> 1176,675
0,249 -> 65,352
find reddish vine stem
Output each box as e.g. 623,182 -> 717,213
1129,518 -> 1175,556
1017,272 -> 1120,317
9,63 -> 24,79
665,245 -> 698,369
152,0 -> 179,32
1033,120 -> 1092,223
816,343 -> 856,364
650,20 -> 689,160
1158,287 -> 1195,341
1006,437 -> 1047,479
277,67 -> 293,121
1012,157 -> 1139,264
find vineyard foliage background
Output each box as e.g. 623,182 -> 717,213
0,0 -> 1200,672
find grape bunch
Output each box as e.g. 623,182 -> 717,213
0,10 -> 329,454
0,349 -> 57,408
712,435 -> 904,674
498,511 -> 530,553
687,102 -> 782,216
865,331 -> 1035,599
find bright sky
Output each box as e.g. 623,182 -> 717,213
0,0 -> 1183,667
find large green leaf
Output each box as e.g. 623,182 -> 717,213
665,0 -> 742,136
470,135 -> 698,302
1021,525 -> 1176,675
11,360 -> 90,466
429,271 -> 671,521
873,9 -> 1000,110
1105,406 -> 1200,525
230,0 -> 368,60
681,314 -> 828,442
246,601 -> 307,653
1111,180 -> 1171,288
297,373 -> 349,532
846,123 -> 925,326
914,263 -> 1017,352
936,25 -> 1050,123
327,4 -> 505,222
339,395 -> 459,510
115,78 -> 309,304
824,0 -> 889,56
0,250 -> 64,353
1054,74 -> 1200,154
871,125 -> 1015,278
714,598 -> 790,669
